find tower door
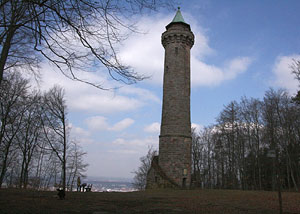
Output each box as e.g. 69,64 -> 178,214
182,178 -> 187,188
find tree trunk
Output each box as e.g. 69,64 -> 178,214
0,144 -> 11,187
289,162 -> 298,192
23,161 -> 30,189
286,157 -> 291,191
19,155 -> 26,188
62,114 -> 67,194
0,21 -> 17,86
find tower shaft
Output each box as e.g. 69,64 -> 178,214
160,24 -> 194,137
158,16 -> 194,188
146,8 -> 194,189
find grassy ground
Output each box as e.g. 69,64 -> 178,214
0,188 -> 299,214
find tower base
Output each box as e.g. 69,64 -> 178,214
146,156 -> 181,189
146,136 -> 192,189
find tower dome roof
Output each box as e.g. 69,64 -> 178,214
166,7 -> 191,30
171,7 -> 186,24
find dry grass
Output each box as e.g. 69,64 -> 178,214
0,188 -> 299,213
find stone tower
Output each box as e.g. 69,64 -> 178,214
146,8 -> 194,189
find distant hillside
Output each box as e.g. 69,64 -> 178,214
84,176 -> 135,192
86,176 -> 133,183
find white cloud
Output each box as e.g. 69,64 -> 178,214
144,122 -> 203,134
191,56 -> 252,87
119,14 -> 215,86
75,137 -> 96,145
36,63 -> 160,114
112,138 -> 126,145
224,57 -> 252,80
272,55 -> 300,94
69,93 -> 143,114
109,118 -> 135,131
85,116 -> 134,132
191,60 -> 223,86
36,11 -> 253,119
144,122 -> 160,133
69,124 -> 95,144
119,14 -> 252,88
118,86 -> 160,103
108,149 -> 139,154
192,123 -> 203,133
119,16 -> 167,85
71,125 -> 91,138
85,116 -> 109,131
112,136 -> 158,147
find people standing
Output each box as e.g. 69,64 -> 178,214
77,176 -> 81,192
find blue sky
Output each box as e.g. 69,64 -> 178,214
38,0 -> 300,179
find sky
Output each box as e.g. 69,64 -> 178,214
37,0 -> 300,179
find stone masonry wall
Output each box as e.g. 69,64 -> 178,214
159,136 -> 192,187
160,23 -> 194,137
158,22 -> 194,188
147,20 -> 194,189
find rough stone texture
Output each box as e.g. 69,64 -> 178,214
160,22 -> 194,138
146,17 -> 194,189
159,136 -> 192,187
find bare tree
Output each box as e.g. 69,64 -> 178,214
0,72 -> 89,190
183,87 -> 300,192
262,89 -> 285,191
15,93 -> 42,188
239,97 -> 264,190
0,72 -> 29,187
66,140 -> 88,191
41,86 -> 68,193
292,60 -> 300,83
132,146 -> 157,190
216,101 -> 242,189
266,89 -> 299,192
0,0 -> 174,87
291,60 -> 300,104
191,127 -> 201,187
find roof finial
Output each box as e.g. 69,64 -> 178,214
171,6 -> 185,24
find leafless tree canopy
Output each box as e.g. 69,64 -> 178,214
191,89 -> 300,191
0,0 -> 174,88
291,60 -> 300,103
0,72 -> 88,190
132,146 -> 157,190
292,60 -> 300,83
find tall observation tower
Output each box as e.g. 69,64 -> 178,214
147,8 -> 194,189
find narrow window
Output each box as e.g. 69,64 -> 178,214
183,169 -> 187,176
175,47 -> 178,55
